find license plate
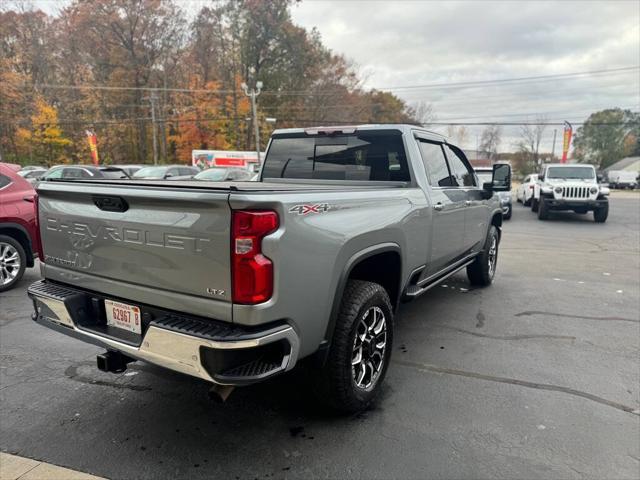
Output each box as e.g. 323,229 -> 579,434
105,300 -> 142,334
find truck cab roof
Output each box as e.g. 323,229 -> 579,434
272,124 -> 446,143
542,163 -> 596,169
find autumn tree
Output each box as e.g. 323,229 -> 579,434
1,0 -> 423,164
16,97 -> 72,165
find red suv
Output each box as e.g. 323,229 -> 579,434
0,163 -> 41,291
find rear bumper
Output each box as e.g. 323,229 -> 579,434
543,198 -> 608,210
27,280 -> 300,386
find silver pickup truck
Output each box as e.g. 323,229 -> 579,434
28,124 -> 510,412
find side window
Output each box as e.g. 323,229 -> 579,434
46,168 -> 64,179
0,174 -> 12,189
417,140 -> 454,187
523,175 -> 530,183
62,168 -> 82,179
445,146 -> 476,187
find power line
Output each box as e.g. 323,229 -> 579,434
372,66 -> 640,91
261,67 -> 640,96
23,65 -> 639,96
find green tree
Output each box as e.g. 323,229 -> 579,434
573,108 -> 639,169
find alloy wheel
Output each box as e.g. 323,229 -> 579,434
0,242 -> 21,286
352,306 -> 387,390
487,236 -> 497,278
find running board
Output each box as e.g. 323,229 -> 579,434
404,258 -> 475,299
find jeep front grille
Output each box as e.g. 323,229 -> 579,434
562,186 -> 590,199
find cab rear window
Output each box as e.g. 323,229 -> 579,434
262,132 -> 410,182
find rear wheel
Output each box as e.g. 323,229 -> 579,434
594,203 -> 609,223
523,195 -> 531,207
467,226 -> 499,287
503,205 -> 512,220
0,235 -> 26,292
316,280 -> 393,413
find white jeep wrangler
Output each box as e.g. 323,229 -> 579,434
531,163 -> 609,223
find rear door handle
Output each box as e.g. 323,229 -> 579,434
433,203 -> 444,211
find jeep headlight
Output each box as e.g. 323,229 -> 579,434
590,186 -> 598,194
554,186 -> 562,194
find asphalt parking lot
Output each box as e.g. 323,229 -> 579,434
1,194 -> 639,480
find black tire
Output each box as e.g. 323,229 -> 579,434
594,203 -> 609,223
467,225 -> 499,287
0,235 -> 27,292
538,198 -> 549,220
531,198 -> 539,212
503,205 -> 512,220
523,196 -> 531,207
316,280 -> 393,413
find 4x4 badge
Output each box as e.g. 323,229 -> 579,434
289,203 -> 331,215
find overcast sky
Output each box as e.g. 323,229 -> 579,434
290,0 -> 639,152
30,0 -> 640,153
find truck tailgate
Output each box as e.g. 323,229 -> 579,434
37,181 -> 233,322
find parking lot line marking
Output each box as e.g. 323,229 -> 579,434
394,360 -> 640,417
515,311 -> 639,323
0,453 -> 106,480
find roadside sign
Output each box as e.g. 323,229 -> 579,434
192,150 -> 263,170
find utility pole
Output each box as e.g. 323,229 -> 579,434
144,94 -> 159,165
241,81 -> 263,163
551,129 -> 557,159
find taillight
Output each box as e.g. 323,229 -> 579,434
231,210 -> 278,304
529,185 -> 534,190
33,194 -> 43,257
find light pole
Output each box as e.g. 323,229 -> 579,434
143,94 -> 159,165
241,81 -> 263,164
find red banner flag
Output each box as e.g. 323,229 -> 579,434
561,121 -> 572,163
86,130 -> 99,166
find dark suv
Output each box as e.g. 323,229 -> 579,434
0,163 -> 41,291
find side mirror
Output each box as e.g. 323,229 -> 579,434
492,163 -> 511,192
164,173 -> 173,178
481,182 -> 493,199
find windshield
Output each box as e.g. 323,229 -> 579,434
194,168 -> 228,181
547,166 -> 595,179
133,167 -> 167,178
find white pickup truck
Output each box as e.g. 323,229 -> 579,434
531,163 -> 609,222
